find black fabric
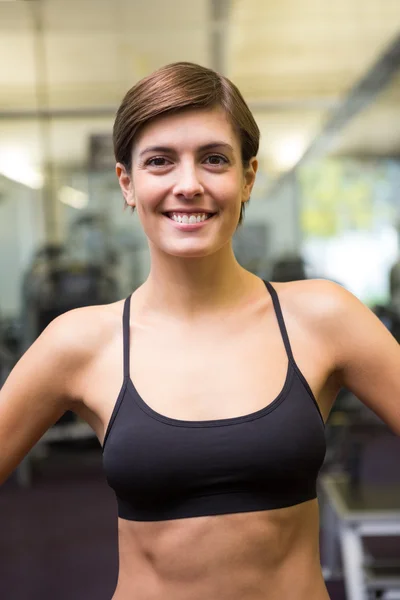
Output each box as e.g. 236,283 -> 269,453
102,280 -> 326,521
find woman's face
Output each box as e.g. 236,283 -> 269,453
116,106 -> 257,259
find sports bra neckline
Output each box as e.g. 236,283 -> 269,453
102,280 -> 325,452
118,279 -> 305,428
124,361 -> 296,428
101,280 -> 327,523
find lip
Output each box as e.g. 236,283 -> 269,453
163,209 -> 215,215
163,213 -> 216,231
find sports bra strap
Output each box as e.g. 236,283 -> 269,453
123,294 -> 132,378
263,281 -> 294,363
122,284 -> 293,377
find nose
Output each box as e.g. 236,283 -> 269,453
172,162 -> 204,199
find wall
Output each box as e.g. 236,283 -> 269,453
0,177 -> 44,318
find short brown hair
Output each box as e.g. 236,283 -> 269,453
113,62 -> 260,226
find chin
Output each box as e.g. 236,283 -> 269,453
166,248 -> 216,259
161,241 -> 221,260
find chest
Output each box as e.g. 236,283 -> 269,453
129,314 -> 290,421
102,315 -> 328,521
78,301 -> 333,444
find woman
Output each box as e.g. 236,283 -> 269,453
1,62 -> 399,600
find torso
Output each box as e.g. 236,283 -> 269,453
70,277 -> 340,600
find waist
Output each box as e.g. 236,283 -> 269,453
113,499 -> 327,600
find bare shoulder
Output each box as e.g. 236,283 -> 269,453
38,300 -> 125,388
271,278 -> 352,346
272,278 -> 350,319
46,301 -> 123,353
5,299 -> 126,407
271,277 -> 361,372
0,299 -> 125,484
273,279 -> 400,434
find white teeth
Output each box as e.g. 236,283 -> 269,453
170,213 -> 209,223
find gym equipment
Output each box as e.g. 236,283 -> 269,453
320,397 -> 400,599
270,254 -> 307,282
373,259 -> 400,343
321,473 -> 400,600
14,214 -> 120,486
21,213 -> 120,347
0,308 -> 20,387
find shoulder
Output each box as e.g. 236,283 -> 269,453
32,300 -> 125,386
45,301 -> 123,348
272,277 -> 349,311
271,278 -> 366,368
271,280 -> 400,436
0,300 -> 126,425
273,277 -> 398,376
271,278 -> 353,330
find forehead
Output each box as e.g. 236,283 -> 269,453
133,106 -> 240,152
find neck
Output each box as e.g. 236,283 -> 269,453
139,242 -> 257,319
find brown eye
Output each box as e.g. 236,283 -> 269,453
205,155 -> 228,166
146,157 -> 170,167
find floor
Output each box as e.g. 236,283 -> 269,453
0,440 -> 351,600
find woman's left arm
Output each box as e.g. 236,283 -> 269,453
323,280 -> 400,436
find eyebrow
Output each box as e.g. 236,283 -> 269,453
138,142 -> 234,158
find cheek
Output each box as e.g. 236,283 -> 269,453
212,173 -> 243,206
132,169 -> 243,211
133,173 -> 167,210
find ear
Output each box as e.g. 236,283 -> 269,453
116,163 -> 135,208
242,157 -> 258,203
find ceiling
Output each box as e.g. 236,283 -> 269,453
330,69 -> 400,158
0,0 -> 399,190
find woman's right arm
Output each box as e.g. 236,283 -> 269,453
0,311 -> 87,485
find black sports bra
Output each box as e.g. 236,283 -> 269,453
102,280 -> 326,521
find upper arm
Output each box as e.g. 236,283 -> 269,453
320,280 -> 400,435
0,310 -> 92,485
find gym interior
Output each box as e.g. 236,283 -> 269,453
0,1 -> 400,599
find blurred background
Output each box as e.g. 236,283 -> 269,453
0,1 -> 400,599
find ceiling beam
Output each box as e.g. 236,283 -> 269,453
266,31 -> 400,196
0,96 -> 340,120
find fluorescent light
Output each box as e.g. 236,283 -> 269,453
273,135 -> 308,172
0,148 -> 43,189
59,186 -> 89,210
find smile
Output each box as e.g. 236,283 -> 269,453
165,212 -> 214,224
163,212 -> 216,230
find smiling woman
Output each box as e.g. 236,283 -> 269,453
113,61 -> 259,229
1,61 -> 400,600
116,103 -> 258,260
